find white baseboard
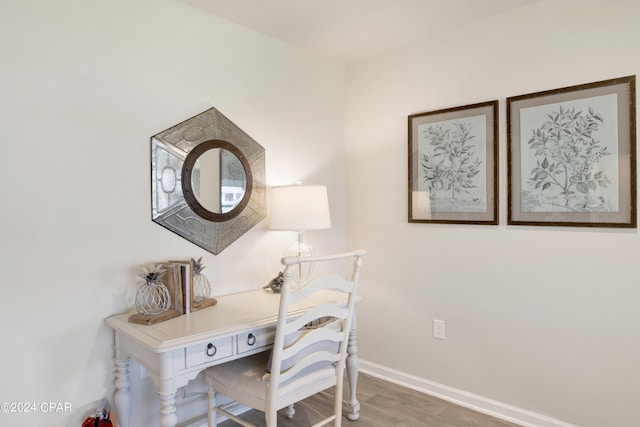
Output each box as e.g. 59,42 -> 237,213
358,359 -> 578,427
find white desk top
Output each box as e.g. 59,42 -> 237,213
105,289 -> 350,353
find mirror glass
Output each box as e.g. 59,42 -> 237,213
191,148 -> 247,214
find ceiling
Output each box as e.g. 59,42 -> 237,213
178,0 -> 538,63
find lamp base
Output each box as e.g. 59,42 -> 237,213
283,233 -> 315,286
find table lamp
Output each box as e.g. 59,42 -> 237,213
269,184 -> 331,285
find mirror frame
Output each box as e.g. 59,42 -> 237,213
182,140 -> 252,222
151,107 -> 266,255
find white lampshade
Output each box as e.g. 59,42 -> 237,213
269,185 -> 331,231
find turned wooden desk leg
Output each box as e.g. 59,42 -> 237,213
159,389 -> 178,427
114,357 -> 132,427
346,313 -> 360,421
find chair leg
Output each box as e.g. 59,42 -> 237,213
334,375 -> 344,427
207,387 -> 217,427
265,407 -> 277,427
285,404 -> 295,419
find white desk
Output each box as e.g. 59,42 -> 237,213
105,289 -> 361,427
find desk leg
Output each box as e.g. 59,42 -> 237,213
114,357 -> 132,427
159,388 -> 178,427
346,312 -> 360,421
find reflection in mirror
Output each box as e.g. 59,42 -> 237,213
192,148 -> 247,214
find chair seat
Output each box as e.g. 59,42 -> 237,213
206,351 -> 338,412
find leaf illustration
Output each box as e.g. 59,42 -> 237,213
576,182 -> 589,194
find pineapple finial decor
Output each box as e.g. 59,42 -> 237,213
192,257 -> 211,303
135,264 -> 171,316
140,264 -> 166,282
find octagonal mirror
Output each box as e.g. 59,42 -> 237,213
151,107 -> 266,254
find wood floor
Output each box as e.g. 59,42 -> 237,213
218,373 -> 522,427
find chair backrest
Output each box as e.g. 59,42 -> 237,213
265,250 -> 366,409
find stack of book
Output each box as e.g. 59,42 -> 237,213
128,259 -> 217,325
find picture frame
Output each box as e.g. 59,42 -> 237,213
507,75 -> 636,228
408,100 -> 498,224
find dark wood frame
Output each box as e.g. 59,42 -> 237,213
182,139 -> 253,222
507,76 -> 636,228
408,100 -> 499,225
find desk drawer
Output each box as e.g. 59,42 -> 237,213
185,337 -> 233,368
237,328 -> 275,354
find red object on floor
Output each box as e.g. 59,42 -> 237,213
81,417 -> 113,427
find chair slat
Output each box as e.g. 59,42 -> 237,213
281,327 -> 343,361
278,350 -> 341,384
284,304 -> 347,334
287,275 -> 353,304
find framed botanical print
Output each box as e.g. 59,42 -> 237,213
507,75 -> 636,227
408,100 -> 498,224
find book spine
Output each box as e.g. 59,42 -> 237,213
181,263 -> 192,314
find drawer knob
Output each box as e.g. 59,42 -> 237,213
247,333 -> 256,346
206,343 -> 217,357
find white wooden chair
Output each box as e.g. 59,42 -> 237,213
205,250 -> 366,427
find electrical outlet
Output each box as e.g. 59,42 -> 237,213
433,319 -> 446,340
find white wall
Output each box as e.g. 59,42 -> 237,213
5,0 -> 640,426
345,1 -> 640,426
0,1 -> 346,425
